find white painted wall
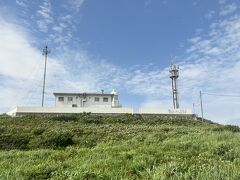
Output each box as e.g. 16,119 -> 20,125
7,106 -> 193,117
55,94 -> 113,108
139,108 -> 192,114
7,106 -> 134,116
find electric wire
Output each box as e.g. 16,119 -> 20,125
202,92 -> 240,98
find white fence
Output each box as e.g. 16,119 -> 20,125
139,108 -> 192,115
7,106 -> 134,116
7,106 -> 192,117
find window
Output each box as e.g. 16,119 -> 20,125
94,97 -> 100,102
68,97 -> 73,101
103,97 -> 108,102
72,104 -> 77,107
58,97 -> 64,102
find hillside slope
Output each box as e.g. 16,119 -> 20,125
0,114 -> 239,179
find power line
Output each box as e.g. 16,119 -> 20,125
202,92 -> 240,98
193,91 -> 240,121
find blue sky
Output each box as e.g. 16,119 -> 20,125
0,0 -> 240,125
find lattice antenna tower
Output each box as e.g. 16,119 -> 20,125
41,45 -> 50,107
169,62 -> 180,109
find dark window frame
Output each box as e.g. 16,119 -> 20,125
103,97 -> 109,102
68,97 -> 73,101
58,97 -> 64,102
94,97 -> 100,102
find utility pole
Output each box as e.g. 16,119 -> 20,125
200,91 -> 204,121
41,45 -> 50,107
193,103 -> 195,114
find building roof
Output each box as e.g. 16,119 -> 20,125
53,92 -> 113,96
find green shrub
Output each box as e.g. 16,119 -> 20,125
82,115 -> 103,124
30,131 -> 74,149
82,172 -> 98,179
224,125 -> 240,133
32,128 -> 45,135
214,144 -> 230,156
19,164 -> 58,179
50,115 -> 79,122
0,134 -> 30,150
213,125 -> 240,133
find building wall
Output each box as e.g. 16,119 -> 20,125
7,106 -> 134,116
7,107 -> 193,117
55,94 -> 113,108
139,108 -> 192,114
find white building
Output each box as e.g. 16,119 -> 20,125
54,89 -> 121,108
7,89 -> 135,116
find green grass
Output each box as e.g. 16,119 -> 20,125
0,114 -> 239,179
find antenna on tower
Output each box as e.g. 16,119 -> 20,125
41,45 -> 50,107
169,61 -> 179,109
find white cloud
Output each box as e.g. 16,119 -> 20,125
0,20 -> 41,80
15,0 -> 84,47
16,0 -> 28,8
144,0 -> 151,7
49,15 -> 75,45
0,18 -> 67,110
219,0 -> 228,5
205,10 -> 216,19
36,0 -> 53,32
52,26 -> 63,33
220,3 -> 238,16
69,0 -> 86,12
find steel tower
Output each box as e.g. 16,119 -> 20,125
169,63 -> 179,109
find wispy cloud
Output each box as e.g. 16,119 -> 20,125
179,14 -> 240,124
36,0 -> 53,32
219,0 -> 228,5
0,18 -> 67,109
15,0 -> 86,47
205,10 -> 216,19
68,0 -> 86,12
49,14 -> 75,46
16,0 -> 28,8
219,3 -> 238,16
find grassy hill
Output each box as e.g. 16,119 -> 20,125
0,114 -> 239,179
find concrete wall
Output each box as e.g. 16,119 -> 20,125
7,106 -> 193,117
139,108 -> 192,115
7,106 -> 134,116
6,107 -> 17,117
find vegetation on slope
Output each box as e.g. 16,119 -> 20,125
0,114 -> 239,179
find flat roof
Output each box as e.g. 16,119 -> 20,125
53,92 -> 113,96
